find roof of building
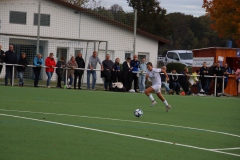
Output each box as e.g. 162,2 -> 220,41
192,47 -> 240,51
51,0 -> 171,45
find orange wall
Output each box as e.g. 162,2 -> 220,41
215,49 -> 236,64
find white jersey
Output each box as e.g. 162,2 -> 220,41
146,68 -> 162,86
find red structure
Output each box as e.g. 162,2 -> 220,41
192,47 -> 240,96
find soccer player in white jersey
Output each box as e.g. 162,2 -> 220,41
145,62 -> 171,112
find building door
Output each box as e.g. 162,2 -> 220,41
138,52 -> 149,62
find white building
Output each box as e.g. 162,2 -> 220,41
0,0 -> 170,84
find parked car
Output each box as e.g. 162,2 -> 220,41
164,50 -> 193,66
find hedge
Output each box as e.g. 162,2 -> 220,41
166,63 -> 186,73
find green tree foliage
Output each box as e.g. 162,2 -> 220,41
164,13 -> 234,52
127,0 -> 172,37
62,0 -> 103,9
166,63 -> 186,73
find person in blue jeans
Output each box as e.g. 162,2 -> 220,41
160,66 -> 173,94
87,51 -> 103,90
138,58 -> 147,93
130,55 -> 140,92
17,52 -> 28,86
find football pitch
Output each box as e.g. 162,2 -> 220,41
0,86 -> 239,160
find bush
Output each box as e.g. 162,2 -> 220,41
166,63 -> 186,73
187,66 -> 192,74
119,64 -> 123,70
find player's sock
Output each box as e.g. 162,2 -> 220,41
163,100 -> 169,106
148,94 -> 154,101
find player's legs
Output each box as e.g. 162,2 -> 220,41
156,91 -> 171,112
145,86 -> 157,107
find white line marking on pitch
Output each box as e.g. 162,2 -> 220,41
211,147 -> 240,151
0,113 -> 240,157
0,109 -> 239,138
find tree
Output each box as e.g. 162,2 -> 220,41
62,0 -> 104,9
110,4 -> 123,13
92,6 -> 114,20
127,0 -> 172,37
203,0 -> 240,47
110,4 -> 127,24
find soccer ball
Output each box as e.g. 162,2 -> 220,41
134,109 -> 143,117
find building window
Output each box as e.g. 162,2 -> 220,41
75,49 -> 83,57
34,13 -> 50,26
57,48 -> 68,61
9,11 -> 27,24
125,53 -> 132,60
138,55 -> 146,61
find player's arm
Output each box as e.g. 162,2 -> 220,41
161,67 -> 169,80
145,73 -> 149,81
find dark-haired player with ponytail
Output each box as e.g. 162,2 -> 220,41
145,62 -> 171,112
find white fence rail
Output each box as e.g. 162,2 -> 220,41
0,63 -> 225,96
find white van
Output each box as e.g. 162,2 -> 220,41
164,50 -> 193,66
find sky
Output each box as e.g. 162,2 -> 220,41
104,0 -> 206,17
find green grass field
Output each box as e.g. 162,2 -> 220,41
0,86 -> 239,160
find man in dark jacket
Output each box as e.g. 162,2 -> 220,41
206,62 -> 217,92
74,53 -> 85,89
56,57 -> 65,88
5,45 -> 17,85
169,69 -> 180,95
123,57 -> 132,91
179,67 -> 192,95
214,61 -> 224,95
200,62 -> 209,94
0,44 -> 5,74
102,54 -> 114,91
130,55 -> 140,92
17,52 -> 28,86
223,63 -> 231,89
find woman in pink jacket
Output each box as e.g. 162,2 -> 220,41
235,64 -> 240,95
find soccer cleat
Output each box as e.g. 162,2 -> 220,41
166,105 -> 171,112
150,100 -> 157,107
